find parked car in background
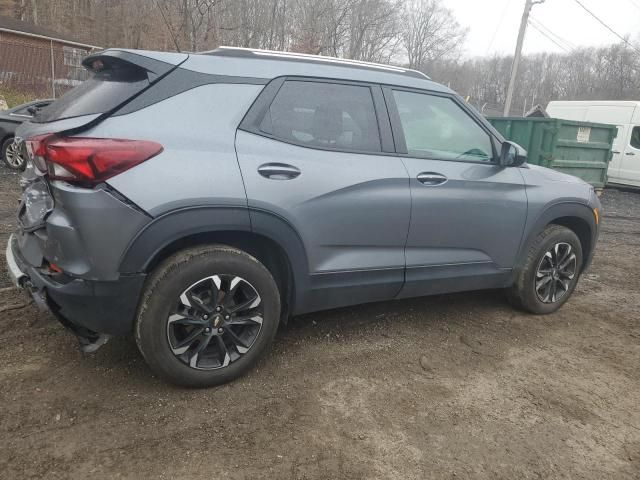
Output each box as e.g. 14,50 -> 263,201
6,48 -> 601,387
0,99 -> 52,170
547,100 -> 640,188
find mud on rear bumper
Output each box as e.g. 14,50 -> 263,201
6,234 -> 146,349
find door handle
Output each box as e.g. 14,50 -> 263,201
611,150 -> 620,154
257,163 -> 301,180
417,172 -> 448,186
625,152 -> 636,156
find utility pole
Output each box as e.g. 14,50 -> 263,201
503,0 -> 545,116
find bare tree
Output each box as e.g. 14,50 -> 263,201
347,0 -> 401,62
5,0 -> 640,116
401,0 -> 467,71
289,0 -> 352,55
428,42 -> 640,115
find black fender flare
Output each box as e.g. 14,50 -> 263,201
515,201 -> 597,273
0,131 -> 15,149
118,205 -> 311,310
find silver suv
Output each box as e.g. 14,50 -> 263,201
6,48 -> 601,387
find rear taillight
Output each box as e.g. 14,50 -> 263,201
26,135 -> 163,186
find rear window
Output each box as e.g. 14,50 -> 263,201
260,80 -> 382,153
10,105 -> 33,116
35,66 -> 149,123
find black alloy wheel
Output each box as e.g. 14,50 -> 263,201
534,242 -> 578,304
507,224 -> 583,314
167,274 -> 264,369
2,137 -> 26,170
135,245 -> 281,387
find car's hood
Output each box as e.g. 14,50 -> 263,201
524,163 -> 588,185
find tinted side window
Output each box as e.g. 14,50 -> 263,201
11,102 -> 40,116
12,102 -> 51,117
630,126 -> 640,149
260,80 -> 381,153
393,90 -> 493,162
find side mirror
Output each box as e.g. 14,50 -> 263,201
499,141 -> 527,167
26,106 -> 38,116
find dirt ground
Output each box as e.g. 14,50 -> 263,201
0,164 -> 639,480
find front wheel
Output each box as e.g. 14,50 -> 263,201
1,137 -> 26,170
508,225 -> 583,314
135,245 -> 281,387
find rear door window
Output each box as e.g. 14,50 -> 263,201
260,80 -> 382,153
34,65 -> 149,123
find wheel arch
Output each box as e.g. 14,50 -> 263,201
119,206 -> 311,318
0,133 -> 15,152
517,202 -> 597,272
548,215 -> 593,267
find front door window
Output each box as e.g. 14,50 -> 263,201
392,90 -> 493,163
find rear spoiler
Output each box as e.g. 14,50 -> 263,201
82,49 -> 189,82
17,49 -> 188,134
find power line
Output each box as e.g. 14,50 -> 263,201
529,17 -> 576,51
626,0 -> 640,12
528,22 -> 570,52
486,0 -> 512,55
529,17 -> 576,49
528,20 -> 572,52
571,0 -> 640,54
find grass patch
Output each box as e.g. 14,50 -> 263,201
0,88 -> 38,109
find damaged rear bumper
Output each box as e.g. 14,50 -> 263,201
6,234 -> 145,349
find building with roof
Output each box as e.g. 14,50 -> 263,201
0,16 -> 99,99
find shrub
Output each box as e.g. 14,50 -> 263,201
0,88 -> 38,109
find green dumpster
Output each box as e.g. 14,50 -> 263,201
487,117 -> 617,189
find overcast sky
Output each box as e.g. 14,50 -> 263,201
445,0 -> 639,57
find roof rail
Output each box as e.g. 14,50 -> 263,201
201,46 -> 430,80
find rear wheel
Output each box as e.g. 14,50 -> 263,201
1,137 -> 26,170
508,225 -> 583,314
135,245 -> 280,387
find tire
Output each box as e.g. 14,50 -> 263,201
1,137 -> 26,170
508,224 -> 583,314
135,245 -> 281,387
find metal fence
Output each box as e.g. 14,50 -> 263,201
0,38 -> 91,99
